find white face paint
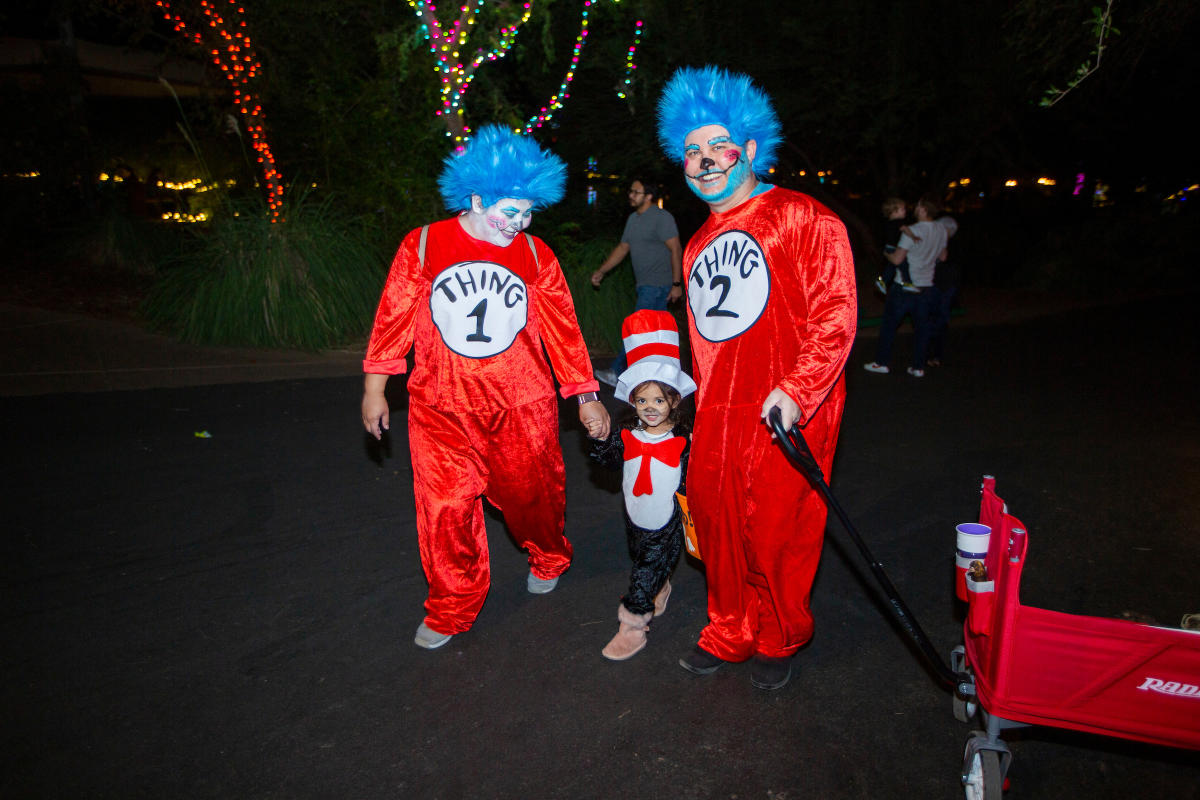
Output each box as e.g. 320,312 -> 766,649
464,196 -> 534,247
682,124 -> 757,212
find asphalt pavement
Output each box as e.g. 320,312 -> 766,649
2,292 -> 1198,799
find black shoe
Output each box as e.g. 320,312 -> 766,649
679,645 -> 726,675
750,654 -> 793,690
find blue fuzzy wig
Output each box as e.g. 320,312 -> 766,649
656,66 -> 783,177
438,125 -> 567,212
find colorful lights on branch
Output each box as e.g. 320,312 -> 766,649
522,0 -> 594,134
408,0 -> 533,142
156,0 -> 286,222
615,18 -> 641,100
521,2 -> 641,132
408,0 -> 645,143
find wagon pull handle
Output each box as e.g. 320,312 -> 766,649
768,408 -> 964,689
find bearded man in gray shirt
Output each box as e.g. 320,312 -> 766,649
591,178 -> 684,384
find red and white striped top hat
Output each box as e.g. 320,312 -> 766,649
614,310 -> 697,404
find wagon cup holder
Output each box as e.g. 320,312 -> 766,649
965,574 -> 995,636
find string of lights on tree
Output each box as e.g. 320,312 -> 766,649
409,0 -> 644,143
521,0 -> 595,134
408,0 -> 533,142
155,0 -> 286,222
615,18 -> 642,100
523,2 -> 643,132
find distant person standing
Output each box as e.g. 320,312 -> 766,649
926,214 -> 960,366
863,197 -> 948,377
591,179 -> 683,386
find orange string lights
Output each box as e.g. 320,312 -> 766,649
157,0 -> 286,222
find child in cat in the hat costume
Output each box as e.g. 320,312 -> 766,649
589,309 -> 697,660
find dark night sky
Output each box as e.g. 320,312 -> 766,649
2,1 -> 1196,201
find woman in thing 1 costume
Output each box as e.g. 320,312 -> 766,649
657,66 -> 857,689
361,125 -> 609,650
589,310 -> 697,660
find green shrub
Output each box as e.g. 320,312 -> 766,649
73,207 -> 185,277
142,199 -> 388,350
31,190 -> 188,278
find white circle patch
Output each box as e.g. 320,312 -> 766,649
430,261 -> 528,358
687,230 -> 771,342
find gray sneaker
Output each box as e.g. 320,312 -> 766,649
527,571 -> 560,594
414,622 -> 452,650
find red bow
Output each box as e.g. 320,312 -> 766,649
621,429 -> 686,496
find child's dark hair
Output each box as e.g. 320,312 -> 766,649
623,379 -> 688,430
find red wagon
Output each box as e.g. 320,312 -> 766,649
953,476 -> 1200,798
766,412 -> 1200,799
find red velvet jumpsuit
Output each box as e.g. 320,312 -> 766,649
683,187 -> 857,661
364,217 -> 598,635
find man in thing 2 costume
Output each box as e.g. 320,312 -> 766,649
659,66 -> 857,690
361,125 -> 610,651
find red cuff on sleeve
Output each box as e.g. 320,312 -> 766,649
560,379 -> 600,398
362,358 -> 408,375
